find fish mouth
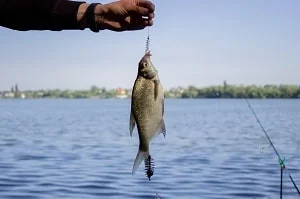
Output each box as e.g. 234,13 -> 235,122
144,51 -> 152,57
140,51 -> 152,64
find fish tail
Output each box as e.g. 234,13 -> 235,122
132,149 -> 149,175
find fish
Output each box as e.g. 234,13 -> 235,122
129,51 -> 166,180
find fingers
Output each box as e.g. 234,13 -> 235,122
116,15 -> 153,31
102,15 -> 153,32
122,0 -> 155,12
148,12 -> 154,20
137,17 -> 153,27
136,0 -> 155,13
128,15 -> 153,30
124,0 -> 155,17
97,0 -> 155,32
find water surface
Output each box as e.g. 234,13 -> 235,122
0,99 -> 299,199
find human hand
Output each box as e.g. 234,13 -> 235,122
78,0 -> 155,32
97,0 -> 155,31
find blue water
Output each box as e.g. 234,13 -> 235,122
0,99 -> 299,199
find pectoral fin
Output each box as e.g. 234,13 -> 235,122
129,111 -> 136,137
154,119 -> 166,138
160,119 -> 166,137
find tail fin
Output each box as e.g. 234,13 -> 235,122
132,150 -> 149,175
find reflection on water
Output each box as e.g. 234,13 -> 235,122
0,99 -> 299,199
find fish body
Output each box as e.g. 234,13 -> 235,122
129,52 -> 166,177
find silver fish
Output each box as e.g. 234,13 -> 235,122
129,51 -> 166,179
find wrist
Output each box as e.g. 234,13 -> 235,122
77,3 -> 89,29
77,3 -> 108,32
86,3 -> 104,32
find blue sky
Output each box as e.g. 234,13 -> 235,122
0,0 -> 299,90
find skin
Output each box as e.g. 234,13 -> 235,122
77,0 -> 155,31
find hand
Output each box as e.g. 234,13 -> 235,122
77,0 -> 155,32
96,0 -> 155,32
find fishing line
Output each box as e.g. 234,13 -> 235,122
246,99 -> 281,161
245,99 -> 300,196
145,27 -> 150,53
281,165 -> 283,199
289,173 -> 300,195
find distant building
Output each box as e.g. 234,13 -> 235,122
115,88 -> 128,99
3,92 -> 15,98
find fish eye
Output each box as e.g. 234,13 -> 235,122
143,62 -> 148,67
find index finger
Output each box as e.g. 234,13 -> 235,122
137,0 -> 155,13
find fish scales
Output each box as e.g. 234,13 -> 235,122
133,79 -> 163,146
129,52 -> 166,180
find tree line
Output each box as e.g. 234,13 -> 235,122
173,83 -> 300,99
1,83 -> 300,99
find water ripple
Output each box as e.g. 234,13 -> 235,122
0,99 -> 299,198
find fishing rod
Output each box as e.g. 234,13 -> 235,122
245,98 -> 300,197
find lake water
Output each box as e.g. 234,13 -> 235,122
0,99 -> 299,199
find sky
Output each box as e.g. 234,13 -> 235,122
0,0 -> 300,91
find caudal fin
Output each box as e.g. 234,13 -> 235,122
132,150 -> 149,175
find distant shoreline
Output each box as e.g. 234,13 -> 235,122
0,98 -> 299,100
1,83 -> 299,99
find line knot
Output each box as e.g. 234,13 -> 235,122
279,157 -> 285,169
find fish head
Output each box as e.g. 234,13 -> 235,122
138,51 -> 157,79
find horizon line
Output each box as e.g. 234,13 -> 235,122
1,83 -> 300,92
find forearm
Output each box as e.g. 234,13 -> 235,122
0,0 -> 86,31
